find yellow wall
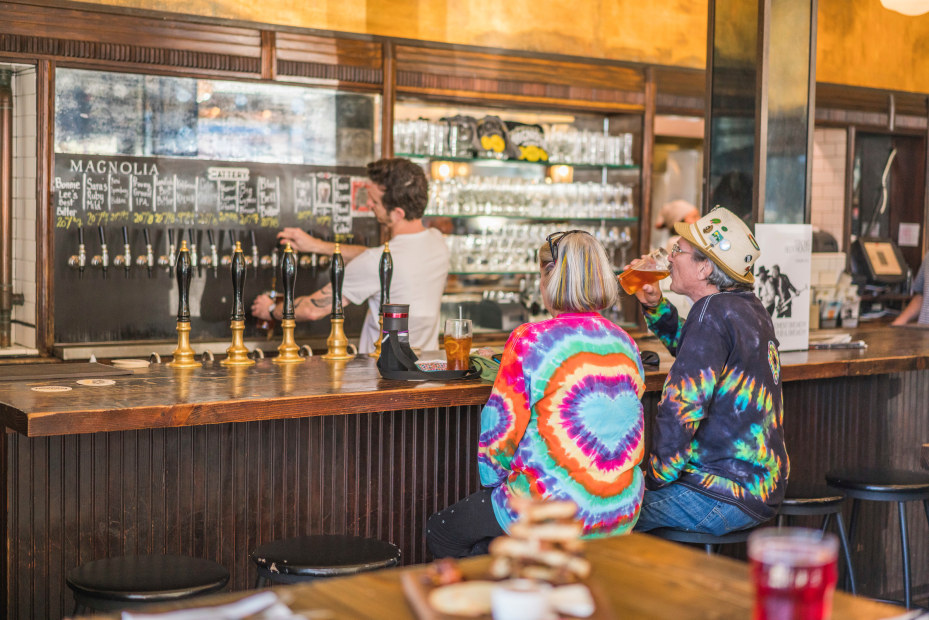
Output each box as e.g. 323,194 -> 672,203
84,0 -> 929,94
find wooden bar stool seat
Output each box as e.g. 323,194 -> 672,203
827,467 -> 929,609
251,534 -> 401,586
647,525 -> 760,555
66,554 -> 229,613
777,482 -> 856,594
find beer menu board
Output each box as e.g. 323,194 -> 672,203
54,154 -> 366,237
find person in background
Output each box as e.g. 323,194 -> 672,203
892,251 -> 929,326
426,231 -> 646,558
251,158 -> 449,353
630,206 -> 788,535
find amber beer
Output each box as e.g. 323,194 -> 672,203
444,318 -> 473,371
619,267 -> 670,295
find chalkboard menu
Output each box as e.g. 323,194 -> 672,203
54,154 -> 371,239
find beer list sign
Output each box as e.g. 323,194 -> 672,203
54,154 -> 366,240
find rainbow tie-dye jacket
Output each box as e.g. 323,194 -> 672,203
478,312 -> 646,538
643,292 -> 789,520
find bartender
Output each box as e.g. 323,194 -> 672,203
251,158 -> 450,353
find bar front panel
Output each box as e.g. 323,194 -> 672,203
5,405 -> 482,619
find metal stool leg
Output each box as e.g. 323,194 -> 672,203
847,499 -> 860,545
820,513 -> 831,533
898,502 -> 912,609
833,509 -> 856,595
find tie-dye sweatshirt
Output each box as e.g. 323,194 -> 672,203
478,312 -> 646,538
643,292 -> 789,521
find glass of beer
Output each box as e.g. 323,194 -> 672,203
618,247 -> 670,295
444,319 -> 473,371
748,527 -> 839,620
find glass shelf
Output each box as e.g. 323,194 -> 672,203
426,214 -> 637,223
397,153 -> 640,171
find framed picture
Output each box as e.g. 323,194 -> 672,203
857,238 -> 907,282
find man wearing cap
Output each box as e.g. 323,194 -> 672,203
630,206 -> 788,535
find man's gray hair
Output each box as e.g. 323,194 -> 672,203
691,247 -> 754,292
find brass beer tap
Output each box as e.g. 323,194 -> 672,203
221,241 -> 255,367
91,225 -> 109,279
113,225 -> 132,278
220,231 -> 235,268
137,228 -> 154,277
370,241 -> 393,358
67,226 -> 87,279
273,243 -> 303,364
167,240 -> 201,369
322,242 -> 354,361
157,229 -> 176,272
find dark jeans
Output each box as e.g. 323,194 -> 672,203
425,488 -> 505,559
633,483 -> 758,535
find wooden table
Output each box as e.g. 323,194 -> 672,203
81,534 -> 902,620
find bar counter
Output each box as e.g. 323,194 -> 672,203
1,323 -> 928,617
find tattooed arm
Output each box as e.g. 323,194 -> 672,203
267,284 -> 352,322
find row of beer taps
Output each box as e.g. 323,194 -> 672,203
67,226 -> 331,279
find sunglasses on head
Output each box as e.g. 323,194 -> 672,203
546,230 -> 588,261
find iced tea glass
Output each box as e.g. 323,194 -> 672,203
444,319 -> 473,371
618,247 -> 670,295
748,527 -> 839,620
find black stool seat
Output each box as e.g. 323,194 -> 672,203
827,468 -> 929,498
826,467 -> 929,608
780,483 -> 845,513
776,482 -> 856,594
67,555 -> 229,612
648,527 -> 755,546
252,535 -> 401,585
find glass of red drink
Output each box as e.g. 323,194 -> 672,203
748,527 -> 839,620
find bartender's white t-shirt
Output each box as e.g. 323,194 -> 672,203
342,228 -> 450,354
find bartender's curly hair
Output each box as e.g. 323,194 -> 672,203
366,158 -> 429,220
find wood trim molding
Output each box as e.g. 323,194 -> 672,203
35,59 -> 53,356
274,31 -> 382,87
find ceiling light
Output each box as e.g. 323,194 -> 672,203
880,0 -> 929,16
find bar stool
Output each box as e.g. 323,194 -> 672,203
251,534 -> 401,587
66,554 -> 230,614
826,467 -> 929,608
647,525 -> 761,555
776,482 -> 856,594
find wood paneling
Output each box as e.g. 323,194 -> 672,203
274,32 -> 382,87
394,45 -> 645,111
0,1 -> 262,75
4,405 -> 482,618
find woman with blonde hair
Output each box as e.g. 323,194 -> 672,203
426,230 -> 647,558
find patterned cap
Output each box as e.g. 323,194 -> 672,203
674,206 -> 760,285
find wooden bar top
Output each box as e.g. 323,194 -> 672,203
78,533 -> 899,620
2,324 -> 928,438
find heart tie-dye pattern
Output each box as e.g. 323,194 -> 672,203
478,313 -> 646,538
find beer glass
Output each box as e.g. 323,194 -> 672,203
444,319 -> 473,371
618,247 -> 670,295
749,528 -> 839,620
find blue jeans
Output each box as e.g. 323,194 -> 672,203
633,483 -> 759,535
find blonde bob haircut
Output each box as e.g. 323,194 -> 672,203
538,231 -> 618,313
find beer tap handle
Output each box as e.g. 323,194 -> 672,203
188,229 -> 200,277
281,244 -> 296,321
379,241 -> 393,312
167,228 -> 177,270
98,225 -> 109,280
231,241 -> 246,322
68,226 -> 87,280
249,229 -> 259,273
176,240 -> 192,322
207,229 -> 219,277
121,226 -> 131,277
331,243 -> 344,319
142,228 -> 154,277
